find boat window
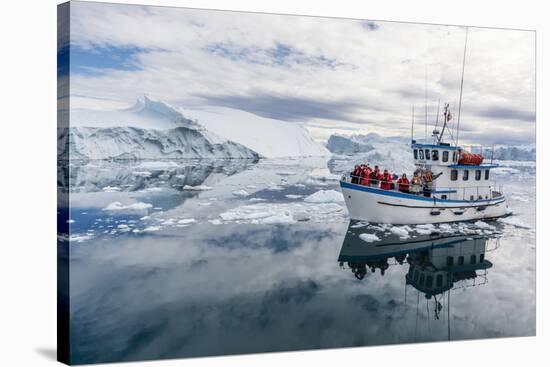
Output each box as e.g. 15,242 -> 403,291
463,170 -> 469,181
451,169 -> 458,181
446,256 -> 454,266
431,150 -> 439,160
458,256 -> 464,265
475,170 -> 481,181
485,169 -> 490,180
480,253 -> 485,263
452,151 -> 457,162
441,195 -> 447,200
442,151 -> 449,162
436,274 -> 443,287
419,149 -> 424,160
425,149 -> 430,160
426,275 -> 433,288
470,255 -> 476,264
413,149 -> 418,159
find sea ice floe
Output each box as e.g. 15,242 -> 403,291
414,223 -> 436,235
132,171 -> 152,177
267,185 -> 285,191
304,189 -> 344,204
102,201 -> 153,212
497,216 -> 531,229
474,220 -> 496,230
232,189 -> 250,197
218,202 -> 345,224
390,225 -> 412,239
359,233 -> 380,243
177,218 -> 197,225
285,194 -> 303,199
143,226 -> 161,232
102,186 -> 121,192
67,219 -> 75,224
350,221 -> 369,229
183,185 -> 213,191
209,219 -> 222,225
70,234 -> 93,243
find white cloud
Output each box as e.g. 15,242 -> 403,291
68,2 -> 535,145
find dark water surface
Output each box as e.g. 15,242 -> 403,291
65,160 -> 536,364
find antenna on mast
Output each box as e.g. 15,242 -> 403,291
424,67 -> 428,141
411,105 -> 415,143
455,27 -> 469,147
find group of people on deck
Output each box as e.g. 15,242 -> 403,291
350,164 -> 441,197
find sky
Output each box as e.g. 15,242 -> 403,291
65,1 -> 536,145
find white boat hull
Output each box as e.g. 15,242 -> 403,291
340,180 -> 508,224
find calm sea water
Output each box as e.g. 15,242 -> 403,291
62,159 -> 536,364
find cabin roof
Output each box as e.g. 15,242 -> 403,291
411,143 -> 461,150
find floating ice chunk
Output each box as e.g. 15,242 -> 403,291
249,198 -> 267,202
415,223 -> 436,235
219,202 -> 345,224
183,185 -> 213,191
178,218 -> 197,225
102,202 -> 153,213
140,215 -> 150,221
497,216 -> 531,229
232,189 -> 250,197
359,233 -> 380,243
67,219 -> 75,224
209,219 -> 222,225
161,219 -> 176,225
390,225 -> 412,239
70,234 -> 92,243
438,223 -> 454,233
246,184 -> 257,189
198,202 -> 212,206
267,185 -> 284,191
304,189 -> 344,203
102,186 -> 121,192
294,183 -> 306,188
143,226 -> 161,232
351,221 -> 369,229
132,171 -> 152,177
474,220 -> 496,230
285,194 -> 303,199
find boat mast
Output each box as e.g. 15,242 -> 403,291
411,105 -> 415,143
424,68 -> 428,141
455,27 -> 469,147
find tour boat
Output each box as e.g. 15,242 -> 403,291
339,137 -> 508,224
339,29 -> 509,224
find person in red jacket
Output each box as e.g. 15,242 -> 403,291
380,169 -> 393,190
370,165 -> 382,186
351,165 -> 362,184
361,164 -> 372,186
396,173 -> 410,193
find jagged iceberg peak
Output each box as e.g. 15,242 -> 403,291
70,95 -> 202,131
125,96 -> 203,130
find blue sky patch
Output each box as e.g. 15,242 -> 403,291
70,45 -> 146,75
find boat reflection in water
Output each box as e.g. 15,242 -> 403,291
338,221 -> 500,340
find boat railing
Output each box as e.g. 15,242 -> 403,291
343,173 -> 504,200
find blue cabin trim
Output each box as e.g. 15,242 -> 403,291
340,181 -> 502,204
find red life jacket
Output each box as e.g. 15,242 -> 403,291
361,167 -> 371,185
380,174 -> 393,190
397,177 -> 410,191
